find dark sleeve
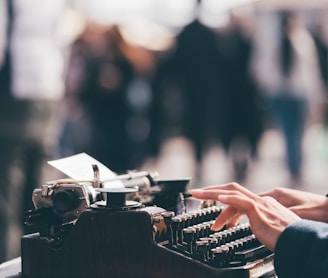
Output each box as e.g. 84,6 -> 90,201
274,219 -> 328,278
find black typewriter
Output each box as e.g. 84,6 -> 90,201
21,168 -> 276,278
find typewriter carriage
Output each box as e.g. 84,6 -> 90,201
25,167 -> 195,241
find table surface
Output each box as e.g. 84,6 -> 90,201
0,257 -> 22,278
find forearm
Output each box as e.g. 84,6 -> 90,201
274,219 -> 328,278
290,198 -> 328,223
259,187 -> 328,223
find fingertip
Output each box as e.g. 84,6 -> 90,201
191,189 -> 203,197
211,219 -> 224,231
210,224 -> 221,231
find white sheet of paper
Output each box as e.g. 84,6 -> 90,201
48,153 -> 124,187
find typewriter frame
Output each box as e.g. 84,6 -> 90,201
21,206 -> 275,278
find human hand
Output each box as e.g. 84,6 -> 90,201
191,183 -> 300,251
259,187 -> 328,223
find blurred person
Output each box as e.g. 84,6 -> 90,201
150,13 -> 224,180
119,35 -> 156,168
310,17 -> 328,90
63,23 -> 136,173
253,11 -> 325,185
173,19 -> 223,167
309,14 -> 328,143
149,46 -> 188,159
213,13 -> 264,181
151,5 -> 264,183
0,0 -> 67,262
192,182 -> 328,277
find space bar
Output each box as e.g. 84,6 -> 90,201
234,245 -> 271,262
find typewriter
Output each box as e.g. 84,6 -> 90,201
21,165 -> 276,278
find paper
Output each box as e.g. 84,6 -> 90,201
48,153 -> 124,187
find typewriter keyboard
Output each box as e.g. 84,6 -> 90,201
159,206 -> 272,268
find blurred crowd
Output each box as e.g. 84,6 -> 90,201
1,0 -> 328,264
60,6 -> 328,185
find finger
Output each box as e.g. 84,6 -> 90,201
226,214 -> 243,229
196,183 -> 257,200
218,194 -> 256,214
211,192 -> 254,230
192,188 -> 257,202
191,189 -> 220,201
211,206 -> 243,230
192,188 -> 248,230
191,189 -> 242,205
211,205 -> 237,230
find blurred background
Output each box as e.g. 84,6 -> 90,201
1,0 -> 328,263
55,0 -> 328,193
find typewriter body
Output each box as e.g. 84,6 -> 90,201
21,167 -> 276,278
